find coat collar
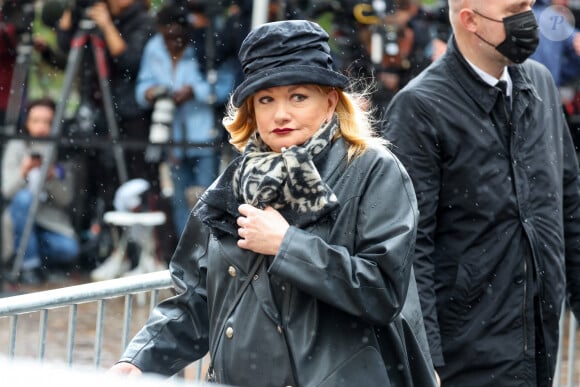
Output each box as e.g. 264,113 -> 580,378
443,35 -> 541,114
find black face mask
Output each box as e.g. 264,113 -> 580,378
473,9 -> 539,64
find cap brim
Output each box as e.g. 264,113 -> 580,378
232,65 -> 348,107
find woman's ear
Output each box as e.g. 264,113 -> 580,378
327,89 -> 339,117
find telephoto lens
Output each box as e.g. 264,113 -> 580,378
145,87 -> 175,162
150,96 -> 175,143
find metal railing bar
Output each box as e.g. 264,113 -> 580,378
555,301 -> 566,387
150,289 -> 159,312
9,315 -> 17,358
567,311 -> 577,387
66,304 -> 77,366
122,294 -> 133,352
0,270 -> 172,316
197,359 -> 203,380
38,309 -> 48,361
94,299 -> 105,368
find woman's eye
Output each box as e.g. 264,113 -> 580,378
292,94 -> 307,102
258,96 -> 273,104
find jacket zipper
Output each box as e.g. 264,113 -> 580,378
503,97 -> 528,353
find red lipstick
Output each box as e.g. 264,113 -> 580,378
272,128 -> 294,134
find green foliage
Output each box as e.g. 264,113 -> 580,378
28,3 -> 78,115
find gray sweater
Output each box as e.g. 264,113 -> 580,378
2,140 -> 77,238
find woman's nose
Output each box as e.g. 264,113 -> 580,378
273,102 -> 291,123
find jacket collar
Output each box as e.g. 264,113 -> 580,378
443,35 -> 540,114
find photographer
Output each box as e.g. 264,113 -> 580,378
0,4 -> 17,125
0,0 -> 35,125
136,3 -> 236,235
307,0 -> 449,117
2,98 -> 80,285
55,0 -> 156,203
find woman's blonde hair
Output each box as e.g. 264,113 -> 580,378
222,84 -> 388,161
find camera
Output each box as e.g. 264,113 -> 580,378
149,86 -> 175,144
1,0 -> 36,36
75,0 -> 99,9
173,0 -> 234,17
145,86 -> 175,162
30,152 -> 43,160
40,0 -> 102,30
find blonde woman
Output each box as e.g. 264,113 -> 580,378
111,20 -> 436,387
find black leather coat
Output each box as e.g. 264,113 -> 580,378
383,37 -> 580,386
119,138 -> 437,387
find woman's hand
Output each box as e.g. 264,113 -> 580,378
86,2 -> 113,31
86,2 -> 126,56
173,86 -> 194,106
108,362 -> 142,376
237,204 -> 289,255
58,10 -> 72,31
21,155 -> 42,178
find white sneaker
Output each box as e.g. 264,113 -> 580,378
90,249 -> 131,281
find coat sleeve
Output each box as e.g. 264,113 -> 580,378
269,149 -> 418,326
118,212 -> 211,376
562,106 -> 580,323
381,89 -> 446,367
108,14 -> 154,76
1,141 -> 26,200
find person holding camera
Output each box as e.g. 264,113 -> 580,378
55,0 -> 156,198
135,3 -> 236,235
0,0 -> 35,126
1,98 -> 80,285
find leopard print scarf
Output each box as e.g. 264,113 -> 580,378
233,117 -> 339,222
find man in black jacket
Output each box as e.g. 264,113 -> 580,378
383,0 -> 580,386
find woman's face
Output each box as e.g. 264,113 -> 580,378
253,84 -> 338,153
26,105 -> 54,137
160,23 -> 187,57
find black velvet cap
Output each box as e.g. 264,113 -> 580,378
231,20 -> 349,107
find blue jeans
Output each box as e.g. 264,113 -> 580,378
170,155 -> 217,235
9,189 -> 79,270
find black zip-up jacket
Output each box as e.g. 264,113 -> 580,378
119,138 -> 437,387
383,37 -> 580,386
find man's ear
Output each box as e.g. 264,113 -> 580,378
458,8 -> 478,33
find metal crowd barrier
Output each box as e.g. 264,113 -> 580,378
0,270 -> 204,380
0,271 -> 578,385
555,306 -> 579,387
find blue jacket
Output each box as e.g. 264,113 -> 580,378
136,34 -> 236,158
531,4 -> 580,86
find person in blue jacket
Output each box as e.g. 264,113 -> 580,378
135,3 -> 236,235
531,0 -> 580,86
